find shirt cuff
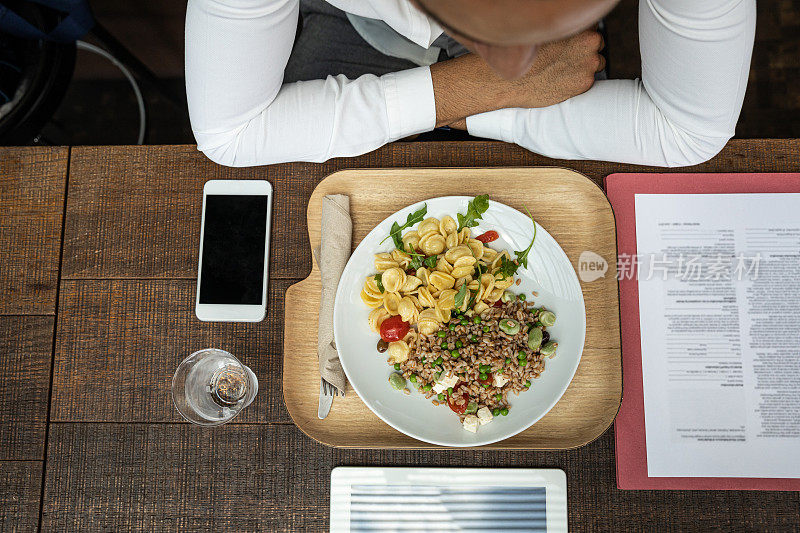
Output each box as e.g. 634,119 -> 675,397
466,108 -> 517,143
382,66 -> 436,140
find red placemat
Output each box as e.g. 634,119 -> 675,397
605,172 -> 800,490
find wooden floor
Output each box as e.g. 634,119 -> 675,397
2,141 -> 800,531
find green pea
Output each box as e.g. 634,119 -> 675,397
501,291 -> 515,303
409,374 -> 417,383
495,393 -> 503,401
540,341 -> 558,356
437,393 -> 445,401
447,387 -> 454,394
519,360 -> 527,367
437,330 -> 447,338
518,352 -> 527,361
449,323 -> 457,330
423,384 -> 432,391
455,340 -> 463,348
465,401 -> 478,414
479,372 -> 488,380
388,373 -> 405,390
440,342 -> 448,350
539,311 -> 556,327
500,408 -> 509,416
421,357 -> 426,363
393,363 -> 401,370
460,318 -> 468,326
534,321 -> 542,327
470,335 -> 478,343
517,293 -> 527,301
473,316 -> 481,324
499,319 -> 520,335
435,356 -> 444,365
450,349 -> 459,358
479,364 -> 490,373
483,326 -> 490,332
482,383 -> 490,389
525,380 -> 531,387
492,408 -> 501,416
527,328 -> 543,352
505,357 -> 512,365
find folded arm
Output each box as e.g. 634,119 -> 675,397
185,0 -> 601,167
466,0 -> 756,167
186,0 -> 440,166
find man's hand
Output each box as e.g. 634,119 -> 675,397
432,30 -> 605,128
506,30 -> 605,109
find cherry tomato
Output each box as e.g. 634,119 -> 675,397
478,372 -> 493,387
379,315 -> 410,342
447,382 -> 469,414
476,230 -> 499,244
448,392 -> 469,414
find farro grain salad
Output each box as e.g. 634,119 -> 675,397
360,196 -> 559,433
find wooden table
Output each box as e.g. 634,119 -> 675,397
2,140 -> 800,532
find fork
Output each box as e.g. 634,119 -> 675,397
318,378 -> 338,419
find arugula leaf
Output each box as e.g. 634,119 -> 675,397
466,289 -> 477,309
408,251 -> 424,270
381,203 -> 427,248
496,255 -> 519,280
496,208 -> 538,280
453,283 -> 469,309
513,208 -> 538,269
374,273 -> 385,293
456,195 -> 490,232
407,250 -> 437,271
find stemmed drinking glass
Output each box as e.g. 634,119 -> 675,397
172,348 -> 258,426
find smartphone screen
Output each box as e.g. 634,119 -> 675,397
198,194 -> 269,305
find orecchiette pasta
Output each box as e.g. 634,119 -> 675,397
364,211 -> 534,344
368,307 -> 390,332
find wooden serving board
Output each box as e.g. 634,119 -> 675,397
283,168 -> 621,449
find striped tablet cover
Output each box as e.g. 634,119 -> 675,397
330,467 -> 567,532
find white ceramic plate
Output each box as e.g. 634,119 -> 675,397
333,196 -> 586,447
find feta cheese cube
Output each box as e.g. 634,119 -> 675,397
477,407 -> 493,425
432,373 -> 459,394
493,373 -> 509,388
462,414 -> 480,433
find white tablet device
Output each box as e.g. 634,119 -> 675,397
330,467 -> 568,532
195,179 -> 272,322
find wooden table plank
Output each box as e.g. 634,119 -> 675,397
0,317 -> 53,460
0,147 -> 68,314
51,279 -> 292,423
0,461 -> 43,533
42,423 -> 800,532
62,140 -> 800,281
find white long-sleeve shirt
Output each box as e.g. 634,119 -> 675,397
185,0 -> 755,168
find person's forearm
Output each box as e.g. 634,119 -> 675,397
431,31 -> 603,128
466,0 -> 755,167
431,54 -> 514,128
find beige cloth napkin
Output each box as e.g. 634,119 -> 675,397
315,194 -> 351,395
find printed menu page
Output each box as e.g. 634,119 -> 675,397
635,193 -> 800,478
